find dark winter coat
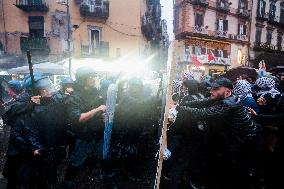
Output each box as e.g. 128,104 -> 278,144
177,96 -> 261,151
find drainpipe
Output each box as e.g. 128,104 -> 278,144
1,0 -> 7,52
67,0 -> 72,76
247,0 -> 254,67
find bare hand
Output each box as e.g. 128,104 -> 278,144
31,96 -> 41,105
247,107 -> 257,116
97,105 -> 107,112
257,97 -> 266,106
33,149 -> 41,156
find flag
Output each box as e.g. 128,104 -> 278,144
208,52 -> 215,62
191,56 -> 202,67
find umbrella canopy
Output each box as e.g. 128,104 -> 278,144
223,66 -> 258,83
8,62 -> 66,75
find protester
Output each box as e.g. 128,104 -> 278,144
177,78 -> 261,189
233,79 -> 259,113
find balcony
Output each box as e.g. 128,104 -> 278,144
216,30 -> 228,38
216,0 -> 230,14
15,0 -> 48,12
81,42 -> 109,58
190,0 -> 209,8
256,13 -> 268,22
80,1 -> 109,21
236,34 -> 248,41
254,42 -> 284,54
194,25 -> 208,35
142,13 -> 154,40
237,9 -> 250,20
20,37 -> 50,53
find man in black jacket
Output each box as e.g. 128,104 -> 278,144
177,78 -> 261,189
64,67 -> 106,187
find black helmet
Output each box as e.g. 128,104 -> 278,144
75,67 -> 97,83
60,77 -> 74,86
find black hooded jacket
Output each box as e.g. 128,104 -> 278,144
177,96 -> 261,150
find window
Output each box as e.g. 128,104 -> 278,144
277,35 -> 282,49
239,0 -> 247,9
266,30 -> 272,45
238,24 -> 247,35
257,0 -> 266,17
195,13 -> 204,27
255,27 -> 262,43
192,46 -> 202,55
28,16 -> 44,38
185,45 -> 190,60
217,19 -> 228,31
88,26 -> 101,53
280,2 -> 284,24
269,1 -> 276,20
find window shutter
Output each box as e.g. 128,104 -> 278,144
216,19 -> 219,30
238,24 -> 240,35
195,13 -> 198,26
201,48 -> 206,55
262,1 -> 266,17
224,20 -> 228,31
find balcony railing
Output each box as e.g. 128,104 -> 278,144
216,30 -> 228,38
194,25 -> 208,34
237,8 -> 250,20
20,37 -> 50,53
15,0 -> 49,12
80,1 -> 109,21
254,42 -> 284,53
81,42 -> 109,58
236,34 -> 248,41
190,0 -> 209,8
256,13 -> 269,22
216,0 -> 230,13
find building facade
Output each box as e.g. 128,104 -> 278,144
250,0 -> 284,70
174,0 -> 252,76
0,0 -> 168,70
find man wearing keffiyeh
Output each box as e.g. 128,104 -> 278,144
233,80 -> 259,113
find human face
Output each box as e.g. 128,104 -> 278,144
210,86 -> 232,100
64,85 -> 74,95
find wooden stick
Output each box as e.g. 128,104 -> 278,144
154,41 -> 177,189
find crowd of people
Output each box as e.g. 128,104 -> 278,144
161,71 -> 284,189
0,65 -> 284,189
0,67 -> 161,189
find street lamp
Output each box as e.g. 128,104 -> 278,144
57,0 -> 72,76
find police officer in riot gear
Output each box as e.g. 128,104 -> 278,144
60,77 -> 74,95
3,73 -> 69,188
64,67 -> 106,187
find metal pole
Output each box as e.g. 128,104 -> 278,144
67,0 -> 72,76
